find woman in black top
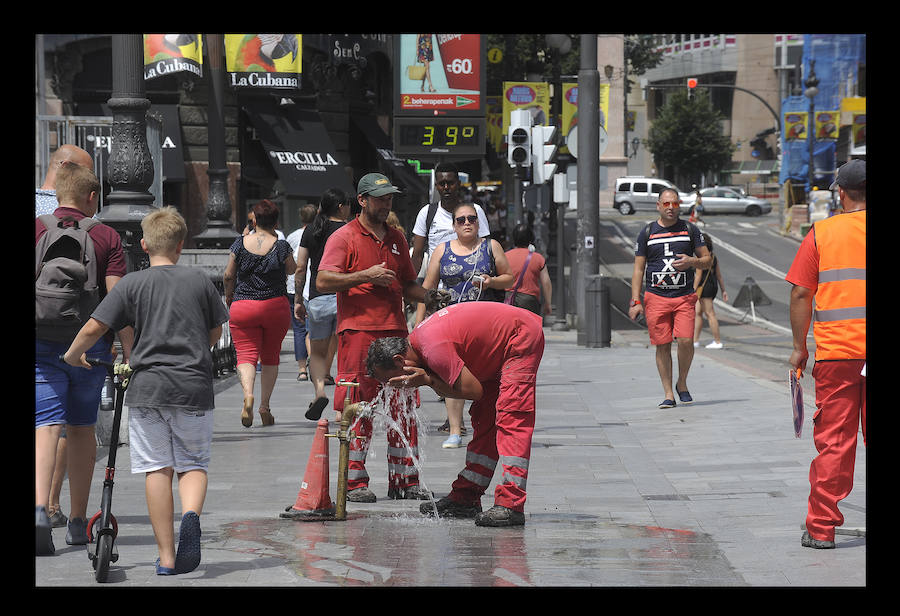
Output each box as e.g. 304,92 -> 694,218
294,188 -> 350,420
224,199 -> 295,427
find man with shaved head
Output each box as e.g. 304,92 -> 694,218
36,144 -> 94,217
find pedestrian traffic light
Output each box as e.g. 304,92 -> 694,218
507,109 -> 533,168
687,77 -> 698,101
531,124 -> 558,184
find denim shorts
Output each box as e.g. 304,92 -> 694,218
35,338 -> 113,428
306,294 -> 338,340
128,407 -> 214,474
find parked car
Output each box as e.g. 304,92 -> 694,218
693,187 -> 772,216
613,177 -> 691,215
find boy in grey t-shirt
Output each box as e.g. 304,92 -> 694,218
64,207 -> 229,576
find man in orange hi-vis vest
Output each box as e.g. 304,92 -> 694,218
786,159 -> 866,549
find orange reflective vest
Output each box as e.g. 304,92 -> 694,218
812,210 -> 866,360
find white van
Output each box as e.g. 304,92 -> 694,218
613,177 -> 691,215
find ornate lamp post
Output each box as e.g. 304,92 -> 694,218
97,34 -> 157,272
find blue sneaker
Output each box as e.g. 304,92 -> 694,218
36,506 -> 55,556
66,517 -> 89,546
658,399 -> 676,409
156,558 -> 177,575
174,511 -> 201,574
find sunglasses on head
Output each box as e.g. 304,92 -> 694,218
455,215 -> 478,225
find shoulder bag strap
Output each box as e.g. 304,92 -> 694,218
505,249 -> 533,304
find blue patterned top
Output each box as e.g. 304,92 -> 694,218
438,239 -> 494,304
229,235 -> 292,301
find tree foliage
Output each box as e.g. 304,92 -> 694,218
645,89 -> 735,182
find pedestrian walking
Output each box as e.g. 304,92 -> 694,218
693,233 -> 728,349
786,159 -> 866,549
35,162 -> 130,556
223,199 -> 295,428
286,204 -> 317,381
366,300 -> 545,527
628,188 -> 711,409
504,223 -> 553,317
63,206 -> 229,574
294,188 -> 351,420
316,173 -> 429,502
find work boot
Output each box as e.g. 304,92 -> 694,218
474,505 -> 525,527
36,506 -> 55,556
420,496 -> 482,519
801,531 -> 835,549
346,487 -> 376,503
388,485 -> 433,500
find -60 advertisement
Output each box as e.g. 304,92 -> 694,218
396,34 -> 484,115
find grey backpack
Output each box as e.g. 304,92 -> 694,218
35,214 -> 101,343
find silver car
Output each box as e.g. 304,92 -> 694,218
693,187 -> 772,216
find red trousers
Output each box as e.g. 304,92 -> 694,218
229,297 -> 292,366
448,325 -> 544,512
806,359 -> 867,542
335,329 -> 421,492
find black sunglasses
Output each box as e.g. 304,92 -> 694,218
455,215 -> 478,225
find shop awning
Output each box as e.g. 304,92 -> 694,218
351,114 -> 427,194
243,103 -> 354,198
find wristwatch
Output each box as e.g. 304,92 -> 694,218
630,298 -> 641,307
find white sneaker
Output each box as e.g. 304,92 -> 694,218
442,434 -> 462,449
705,341 -> 724,349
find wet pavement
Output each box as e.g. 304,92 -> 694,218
35,322 -> 866,587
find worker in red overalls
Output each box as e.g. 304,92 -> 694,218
366,300 -> 545,527
787,159 -> 866,549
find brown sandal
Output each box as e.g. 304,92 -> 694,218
241,396 -> 254,427
259,407 -> 275,426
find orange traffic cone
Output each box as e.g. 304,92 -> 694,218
281,418 -> 335,518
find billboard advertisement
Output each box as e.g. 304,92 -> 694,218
395,34 -> 485,115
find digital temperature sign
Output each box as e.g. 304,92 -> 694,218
393,116 -> 485,157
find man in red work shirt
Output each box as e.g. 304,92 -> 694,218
366,301 -> 545,527
316,173 -> 428,503
787,159 -> 866,549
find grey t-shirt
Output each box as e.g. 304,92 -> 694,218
92,265 -> 230,410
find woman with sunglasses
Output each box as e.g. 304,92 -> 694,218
416,203 -> 513,448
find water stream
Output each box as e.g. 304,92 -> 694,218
349,385 -> 441,518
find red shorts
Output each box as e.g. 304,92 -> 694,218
644,292 -> 697,345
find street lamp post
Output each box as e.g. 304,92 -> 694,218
545,34 -> 571,331
804,59 -> 819,198
98,34 -> 157,273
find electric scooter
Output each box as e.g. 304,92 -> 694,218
61,355 -> 131,582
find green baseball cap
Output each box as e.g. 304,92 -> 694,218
357,173 -> 402,197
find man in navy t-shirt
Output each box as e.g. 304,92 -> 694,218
628,188 -> 711,409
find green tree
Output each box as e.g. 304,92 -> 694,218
645,89 -> 735,184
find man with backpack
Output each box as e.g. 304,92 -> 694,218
35,162 -> 129,556
627,188 -> 711,409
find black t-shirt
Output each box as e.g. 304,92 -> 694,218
634,219 -> 705,298
300,219 -> 346,300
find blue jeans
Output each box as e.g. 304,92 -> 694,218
35,338 -> 112,428
288,293 -> 309,362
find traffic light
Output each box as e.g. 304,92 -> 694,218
687,77 -> 698,101
507,109 -> 532,168
531,124 -> 558,184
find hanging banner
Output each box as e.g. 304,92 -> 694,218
784,112 -> 808,141
225,34 -> 302,90
486,95 -> 504,153
815,111 -> 839,140
502,82 -> 550,134
143,34 -> 203,80
559,82 -> 610,155
395,34 -> 484,114
852,112 -> 866,148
